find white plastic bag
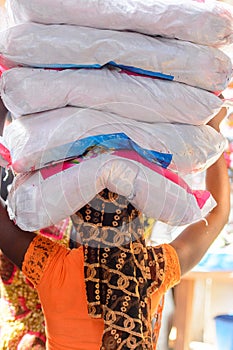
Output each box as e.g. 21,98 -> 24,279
6,0 -> 233,47
1,67 -> 226,124
7,150 -> 216,231
1,106 -> 227,175
0,23 -> 231,91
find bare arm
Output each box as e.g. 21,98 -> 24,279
0,97 -> 36,268
170,108 -> 230,276
0,198 -> 36,269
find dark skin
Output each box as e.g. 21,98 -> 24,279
0,103 -> 230,275
0,99 -> 36,268
0,98 -> 7,134
171,107 -> 230,275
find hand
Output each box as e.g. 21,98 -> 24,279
207,107 -> 227,132
0,98 -> 7,135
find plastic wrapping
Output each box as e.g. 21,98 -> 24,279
6,0 -> 233,47
1,67 -> 226,124
7,151 -> 216,231
0,23 -> 231,91
1,106 -> 227,175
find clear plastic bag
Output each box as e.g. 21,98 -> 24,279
7,151 -> 216,231
6,0 -> 233,47
0,23 -> 231,91
1,67 -> 226,124
1,107 -> 226,174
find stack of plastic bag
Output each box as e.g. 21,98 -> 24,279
0,0 -> 232,232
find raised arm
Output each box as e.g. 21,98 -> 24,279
170,107 -> 230,275
0,97 -> 36,268
0,198 -> 36,269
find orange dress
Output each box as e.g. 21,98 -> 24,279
22,235 -> 180,350
0,218 -> 72,350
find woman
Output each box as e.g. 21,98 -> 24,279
0,108 -> 230,349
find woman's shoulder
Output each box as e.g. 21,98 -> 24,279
22,234 -> 70,287
148,243 -> 181,291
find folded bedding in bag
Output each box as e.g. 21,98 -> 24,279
1,67 -> 228,124
6,0 -> 233,47
0,131 -> 173,173
0,107 -> 226,175
7,149 -> 216,231
0,23 -> 231,91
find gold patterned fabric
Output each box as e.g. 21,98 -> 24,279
71,189 -> 166,350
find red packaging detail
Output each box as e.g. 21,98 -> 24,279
0,143 -> 12,166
